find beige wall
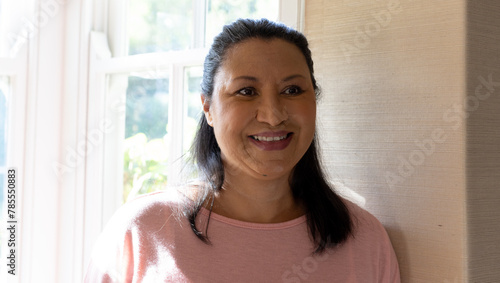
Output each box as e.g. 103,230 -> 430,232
305,0 -> 499,282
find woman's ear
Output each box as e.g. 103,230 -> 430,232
201,94 -> 213,126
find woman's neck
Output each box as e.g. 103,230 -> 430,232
209,173 -> 305,223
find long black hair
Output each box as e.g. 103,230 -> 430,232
185,18 -> 352,253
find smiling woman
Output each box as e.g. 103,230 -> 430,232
205,39 -> 316,175
85,19 -> 400,282
200,38 -> 317,223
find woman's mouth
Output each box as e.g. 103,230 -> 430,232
248,132 -> 293,151
250,133 -> 291,141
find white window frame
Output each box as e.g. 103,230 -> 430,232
82,0 -> 304,272
281,0 -> 306,32
88,38 -> 208,224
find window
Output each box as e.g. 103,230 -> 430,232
86,0 -> 304,246
97,0 -> 282,206
126,0 -> 280,56
204,0 -> 279,46
121,71 -> 171,202
0,0 -> 304,279
127,0 -> 197,55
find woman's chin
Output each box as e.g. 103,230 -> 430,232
250,163 -> 291,179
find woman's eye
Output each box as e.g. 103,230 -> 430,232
283,86 -> 304,96
237,88 -> 256,96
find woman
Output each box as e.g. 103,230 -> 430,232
85,18 -> 400,282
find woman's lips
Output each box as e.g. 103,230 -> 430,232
248,131 -> 293,151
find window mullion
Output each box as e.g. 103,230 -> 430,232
101,74 -> 127,223
93,49 -> 208,74
193,0 -> 207,48
167,64 -> 185,186
279,0 -> 305,31
107,0 -> 128,57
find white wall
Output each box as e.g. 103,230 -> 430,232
305,0 -> 499,281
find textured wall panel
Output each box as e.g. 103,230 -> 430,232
305,0 -> 468,281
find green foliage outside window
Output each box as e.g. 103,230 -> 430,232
123,133 -> 169,202
123,0 -> 278,202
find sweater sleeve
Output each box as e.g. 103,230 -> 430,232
369,210 -> 401,283
83,205 -> 136,283
379,223 -> 401,283
84,191 -> 182,282
346,199 -> 401,283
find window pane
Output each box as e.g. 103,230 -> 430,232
205,0 -> 279,46
120,0 -> 280,202
183,66 -> 203,155
122,72 -> 170,202
126,0 -> 280,55
127,0 -> 195,55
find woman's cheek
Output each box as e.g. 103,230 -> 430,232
290,102 -> 316,124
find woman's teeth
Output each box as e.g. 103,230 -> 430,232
251,134 -> 288,141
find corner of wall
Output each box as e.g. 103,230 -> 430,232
465,1 -> 500,281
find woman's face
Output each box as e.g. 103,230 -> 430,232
203,38 -> 316,180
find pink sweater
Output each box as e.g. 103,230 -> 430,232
85,191 -> 400,282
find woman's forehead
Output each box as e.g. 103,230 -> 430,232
219,38 -> 309,76
225,37 -> 299,57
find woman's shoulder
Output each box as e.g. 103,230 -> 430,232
106,189 -> 188,232
127,189 -> 185,213
85,189 -> 188,281
341,198 -> 392,241
340,198 -> 401,281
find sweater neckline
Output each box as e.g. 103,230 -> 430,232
199,206 -> 307,230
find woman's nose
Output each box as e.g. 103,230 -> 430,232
255,94 -> 288,126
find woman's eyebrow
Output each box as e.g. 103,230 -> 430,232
232,74 -> 306,83
232,76 -> 258,82
282,74 -> 306,82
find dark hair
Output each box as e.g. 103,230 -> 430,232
186,18 -> 352,253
